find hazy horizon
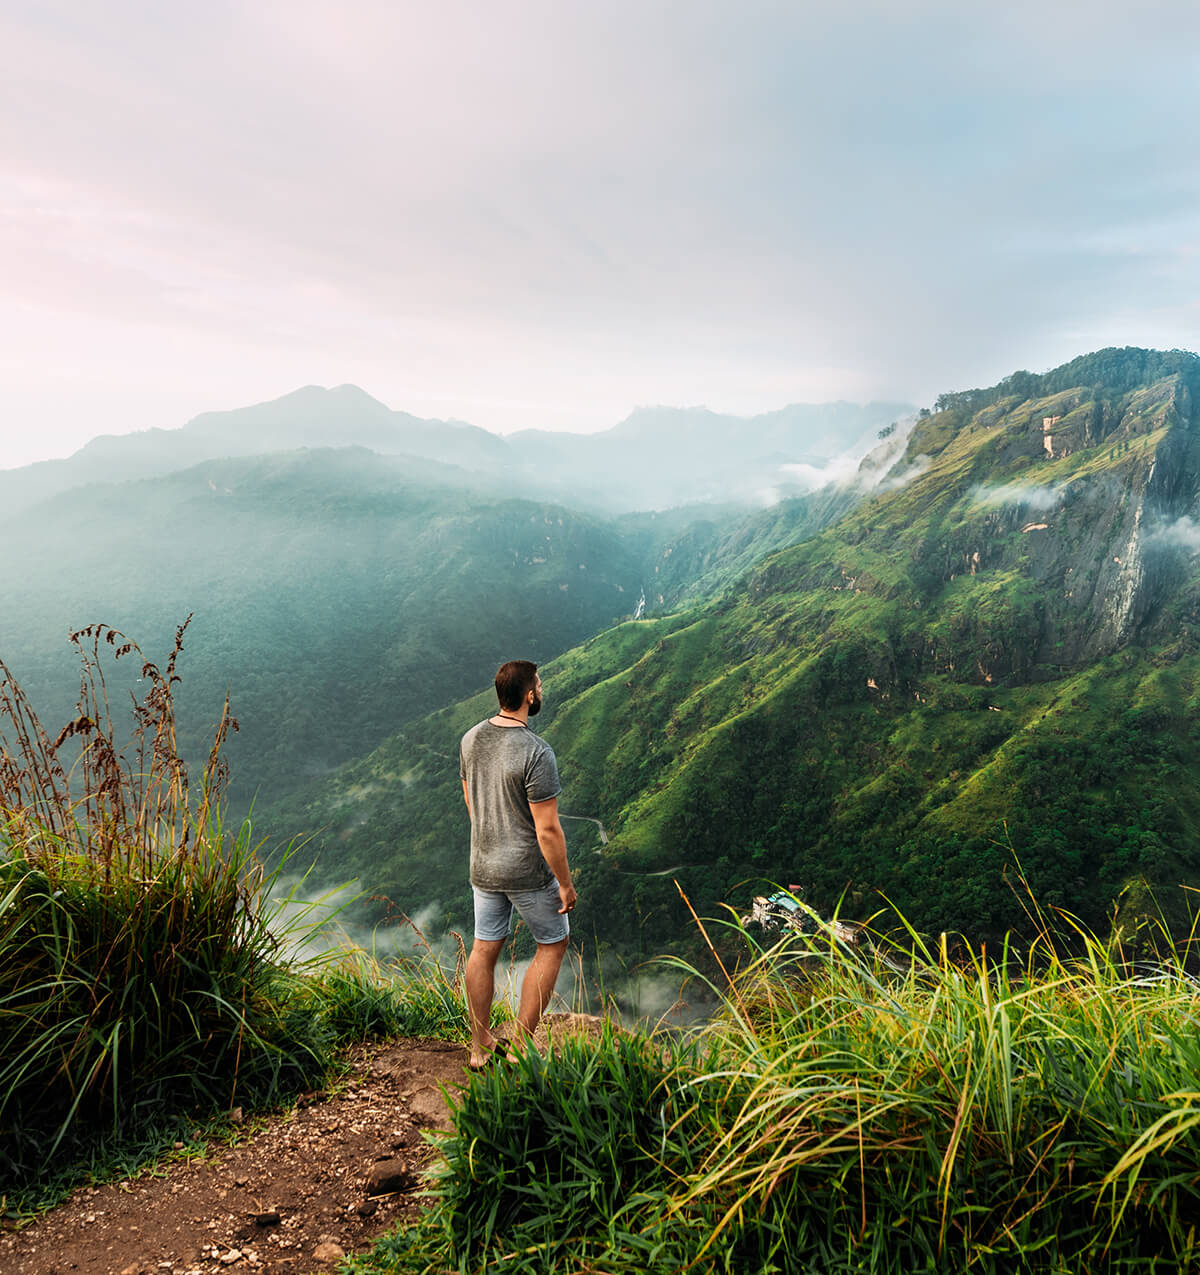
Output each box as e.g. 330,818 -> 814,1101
5,2 -> 1200,469
0,382 -> 918,473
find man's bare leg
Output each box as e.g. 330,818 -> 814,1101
465,938 -> 506,1068
515,937 -> 569,1040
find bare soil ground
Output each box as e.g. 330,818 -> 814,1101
1,1014 -> 608,1275
0,1037 -> 467,1275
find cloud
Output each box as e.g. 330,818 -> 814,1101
265,875 -> 454,962
1148,515 -> 1200,553
264,875 -> 365,960
508,954 -> 710,1026
774,417 -> 922,499
779,454 -> 865,493
875,456 -> 933,493
970,481 -> 1063,511
263,875 -> 708,1024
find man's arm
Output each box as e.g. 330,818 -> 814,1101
462,778 -> 470,814
530,796 -> 577,914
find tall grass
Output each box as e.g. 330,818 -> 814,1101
346,1026 -> 705,1275
668,909 -> 1200,1272
0,621 -> 399,1193
312,932 -> 479,1045
354,900 -> 1200,1274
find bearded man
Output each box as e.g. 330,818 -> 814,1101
459,660 -> 576,1069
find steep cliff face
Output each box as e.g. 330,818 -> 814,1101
958,372 -> 1200,669
749,358 -> 1200,685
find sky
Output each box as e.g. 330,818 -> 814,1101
3,0 -> 1200,470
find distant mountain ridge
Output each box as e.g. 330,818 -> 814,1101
2,387 -> 912,517
0,386 -> 504,518
504,400 -> 912,509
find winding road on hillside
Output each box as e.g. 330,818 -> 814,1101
559,813 -> 608,844
610,864 -> 694,876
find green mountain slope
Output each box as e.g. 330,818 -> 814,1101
0,448 -> 646,812
4,442 -> 859,819
276,349 -> 1200,954
614,482 -> 863,610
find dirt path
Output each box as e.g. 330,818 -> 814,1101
0,1037 -> 470,1275
1,1014 -> 608,1275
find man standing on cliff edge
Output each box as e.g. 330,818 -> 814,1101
459,660 -> 576,1069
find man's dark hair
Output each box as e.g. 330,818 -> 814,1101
495,660 -> 539,711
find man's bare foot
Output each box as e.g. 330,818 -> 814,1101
507,1024 -> 534,1051
467,1034 -> 509,1070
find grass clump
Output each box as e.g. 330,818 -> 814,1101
0,620 -> 422,1205
311,939 -> 480,1045
1,820 -> 333,1176
355,900 -> 1200,1274
669,910 -> 1200,1272
344,1025 -> 704,1275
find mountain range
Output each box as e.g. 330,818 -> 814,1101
2,387 -> 910,517
0,392 -> 897,817
7,350 -> 1199,962
258,348 -> 1200,957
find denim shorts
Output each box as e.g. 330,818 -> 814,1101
472,877 -> 569,945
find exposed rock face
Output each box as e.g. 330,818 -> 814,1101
743,357 -> 1200,690
859,369 -> 1200,683
984,375 -> 1200,668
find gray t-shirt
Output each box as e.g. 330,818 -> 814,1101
459,721 -> 562,891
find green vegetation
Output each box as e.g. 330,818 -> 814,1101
279,349 -> 1200,962
0,451 -> 653,819
929,346 -> 1200,420
1,445 -> 855,831
0,626 -> 478,1212
351,902 -> 1200,1273
18,349 -> 1200,1265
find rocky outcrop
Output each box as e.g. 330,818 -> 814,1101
746,361 -> 1200,687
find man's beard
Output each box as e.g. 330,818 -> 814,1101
528,692 -> 542,716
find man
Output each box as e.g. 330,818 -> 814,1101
459,659 -> 577,1069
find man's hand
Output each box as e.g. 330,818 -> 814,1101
530,796 -> 575,913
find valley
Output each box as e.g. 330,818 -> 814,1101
6,349 -> 1200,966
262,348 -> 1200,958
7,348 -> 1200,1273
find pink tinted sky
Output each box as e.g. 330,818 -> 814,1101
3,0 -> 1200,468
